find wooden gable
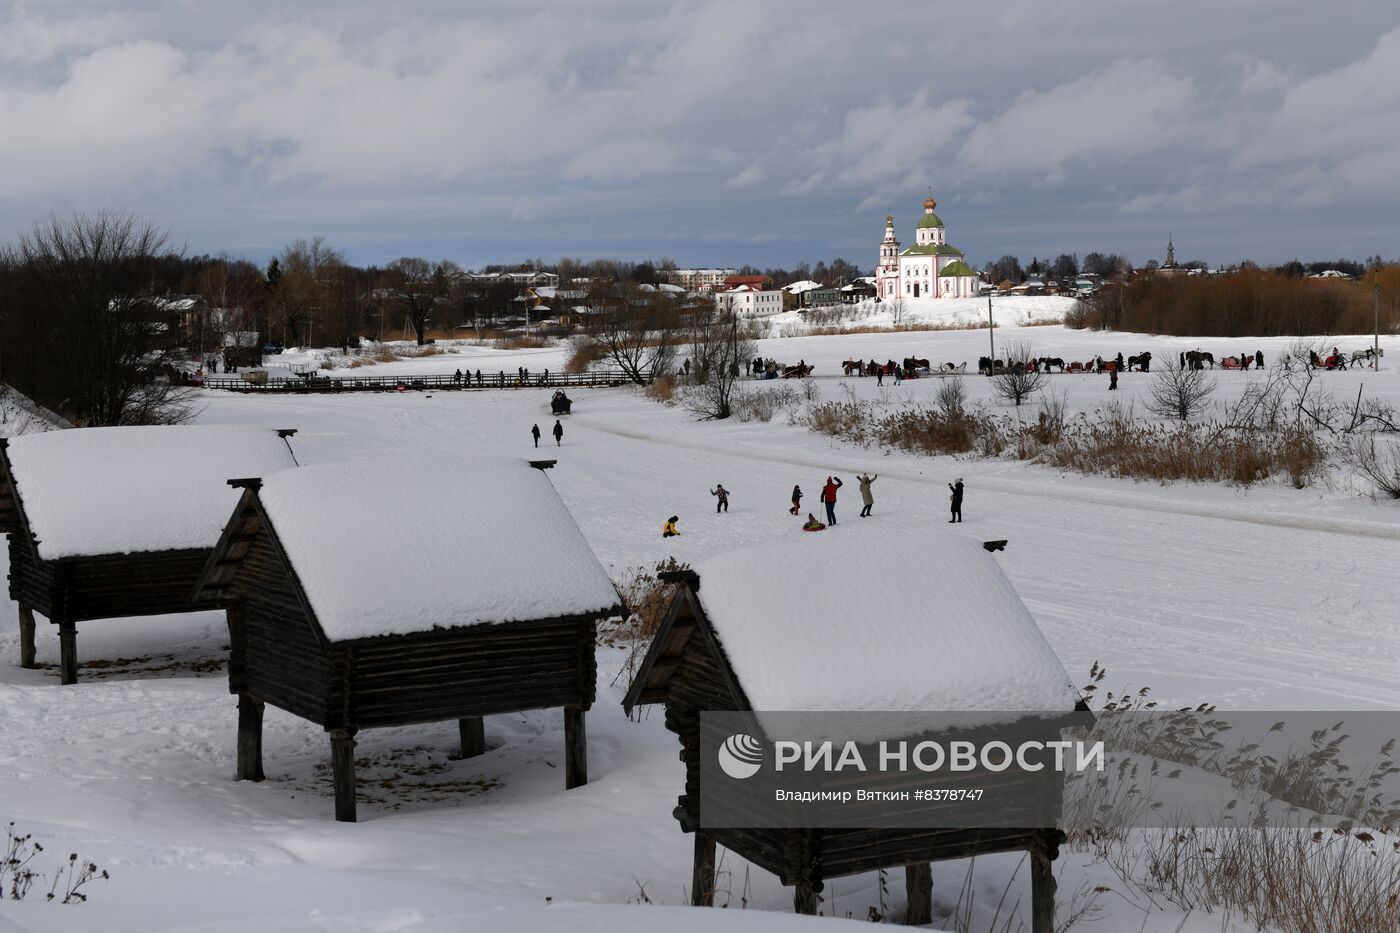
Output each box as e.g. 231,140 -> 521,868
624,573 -> 750,716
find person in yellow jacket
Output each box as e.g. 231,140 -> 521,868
663,516 -> 680,538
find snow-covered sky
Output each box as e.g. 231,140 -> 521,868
2,0 -> 1398,269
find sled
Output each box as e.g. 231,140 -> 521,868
802,522 -> 827,532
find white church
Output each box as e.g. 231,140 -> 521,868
877,191 -> 980,300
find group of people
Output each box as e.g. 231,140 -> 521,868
663,473 -> 966,536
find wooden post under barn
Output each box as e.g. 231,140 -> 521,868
1030,830 -> 1058,932
237,693 -> 266,781
330,729 -> 358,823
58,619 -> 77,686
17,605 -> 36,669
905,863 -> 933,926
459,717 -> 486,759
691,832 -> 717,907
793,881 -> 819,916
564,705 -> 588,789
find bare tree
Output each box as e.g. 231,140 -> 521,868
889,295 -> 907,327
384,257 -> 447,345
265,237 -> 343,346
1,212 -> 192,425
581,284 -> 679,385
683,306 -> 757,420
990,341 -> 1047,406
1144,360 -> 1216,420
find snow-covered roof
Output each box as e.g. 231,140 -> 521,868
784,280 -> 823,294
253,458 -> 620,642
689,537 -> 1079,712
4,426 -> 297,560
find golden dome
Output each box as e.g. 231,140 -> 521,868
924,192 -> 937,211
886,213 -> 893,224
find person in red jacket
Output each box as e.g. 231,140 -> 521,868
820,476 -> 843,526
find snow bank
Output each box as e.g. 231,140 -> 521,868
254,458 -> 621,642
4,425 -> 297,559
690,536 -> 1080,712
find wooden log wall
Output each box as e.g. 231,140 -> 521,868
7,536 -> 54,617
62,549 -> 213,621
228,533 -> 331,723
348,617 -> 597,729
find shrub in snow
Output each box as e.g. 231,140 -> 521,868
1,823 -> 108,904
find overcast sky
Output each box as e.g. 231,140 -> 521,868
2,1 -> 1398,271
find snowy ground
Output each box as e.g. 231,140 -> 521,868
2,321 -> 1398,931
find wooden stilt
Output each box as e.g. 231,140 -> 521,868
691,832 -> 717,906
458,716 -> 486,759
57,619 -> 77,685
17,605 -> 36,669
330,729 -> 357,822
564,705 -> 587,789
236,693 -> 265,781
905,862 -> 933,926
794,882 -> 819,915
1030,839 -> 1057,933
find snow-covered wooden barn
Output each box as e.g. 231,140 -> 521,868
194,458 -> 622,822
623,537 -> 1085,930
0,425 -> 299,684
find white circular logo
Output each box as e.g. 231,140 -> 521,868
717,733 -> 764,780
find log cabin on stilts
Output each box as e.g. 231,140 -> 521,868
193,457 -> 622,822
0,426 -> 299,684
622,537 -> 1087,930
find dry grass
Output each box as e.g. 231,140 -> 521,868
807,399 -> 1327,487
644,374 -> 677,403
492,335 -> 552,350
1065,664 -> 1400,933
803,320 -> 1002,337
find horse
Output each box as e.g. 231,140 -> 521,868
903,357 -> 930,373
1351,347 -> 1384,364
1040,357 -> 1065,372
783,363 -> 814,379
1127,352 -> 1152,372
842,359 -> 864,376
1184,350 -> 1214,370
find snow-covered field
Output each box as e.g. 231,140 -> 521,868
2,319 -> 1398,931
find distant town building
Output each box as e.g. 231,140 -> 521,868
667,268 -> 737,291
713,284 -> 784,316
877,191 -> 980,300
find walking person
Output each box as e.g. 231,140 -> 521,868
1255,349 -> 1264,369
948,478 -> 964,523
857,473 -> 878,517
710,484 -> 730,513
876,365 -> 883,387
820,475 -> 843,526
552,419 -> 564,446
1109,367 -> 1118,390
531,423 -> 541,448
1115,352 -> 1125,373
789,484 -> 803,515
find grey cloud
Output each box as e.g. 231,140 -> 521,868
0,0 -> 1396,267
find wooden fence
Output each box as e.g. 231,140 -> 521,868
201,369 -> 646,393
